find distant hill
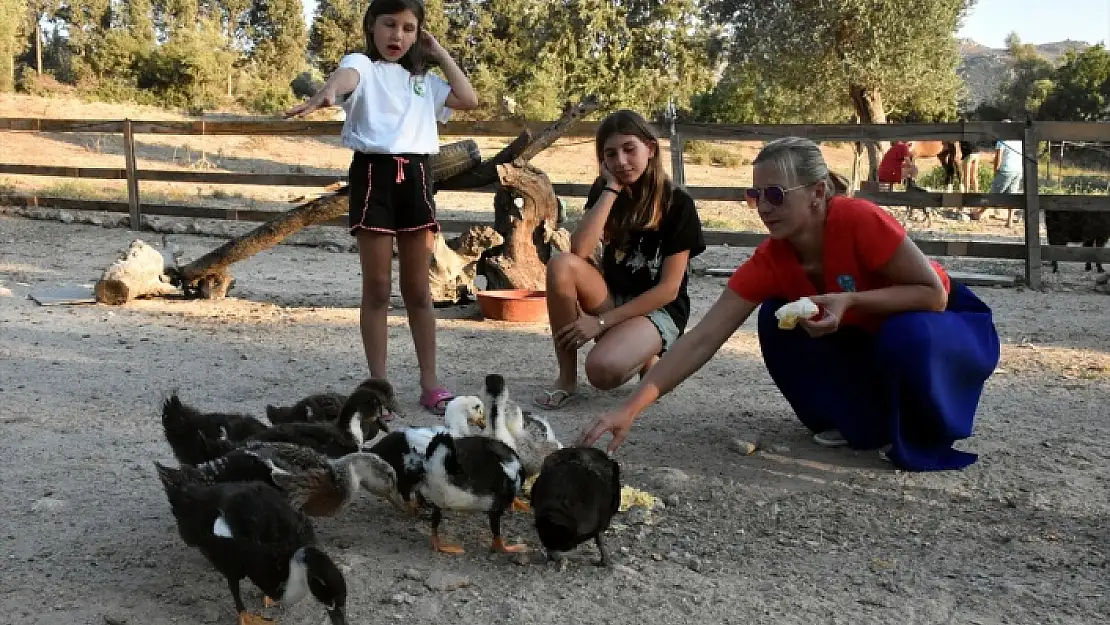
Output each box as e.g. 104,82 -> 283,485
957,38 -> 1091,110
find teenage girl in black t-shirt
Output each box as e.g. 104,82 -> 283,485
533,109 -> 705,410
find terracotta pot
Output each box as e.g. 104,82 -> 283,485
476,289 -> 548,323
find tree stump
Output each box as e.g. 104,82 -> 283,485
429,225 -> 504,305
481,161 -> 563,291
94,239 -> 180,304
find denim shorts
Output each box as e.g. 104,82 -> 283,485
611,293 -> 682,354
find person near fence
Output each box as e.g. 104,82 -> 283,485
877,141 -> 928,192
533,109 -> 706,410
284,0 -> 479,416
578,137 -> 1001,472
972,121 -> 1025,221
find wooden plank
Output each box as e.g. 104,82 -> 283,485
6,192 -> 1110,264
123,120 -> 141,230
675,121 -> 1025,143
0,117 -> 599,138
856,190 -> 1026,208
947,271 -> 1017,288
137,170 -> 345,186
703,267 -> 1018,288
1023,125 -> 1042,289
1036,122 -> 1110,142
1,117 -> 1044,142
0,164 -> 128,179
0,118 -> 125,133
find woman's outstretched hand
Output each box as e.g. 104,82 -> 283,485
799,292 -> 853,337
577,409 -> 636,454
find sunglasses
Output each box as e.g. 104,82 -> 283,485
744,183 -> 809,208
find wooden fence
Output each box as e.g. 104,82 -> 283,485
2,117 -> 1109,289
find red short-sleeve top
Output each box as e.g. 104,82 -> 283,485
877,142 -> 912,184
727,196 -> 951,332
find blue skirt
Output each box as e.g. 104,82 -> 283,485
756,282 -> 1000,471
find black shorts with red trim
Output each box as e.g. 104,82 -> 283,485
347,151 -> 439,236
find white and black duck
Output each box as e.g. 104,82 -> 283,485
193,441 -> 396,517
154,462 -> 348,625
363,395 -> 483,516
481,374 -> 563,507
416,431 -> 528,555
530,446 -> 621,567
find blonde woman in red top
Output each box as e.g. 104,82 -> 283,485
579,137 -> 1000,471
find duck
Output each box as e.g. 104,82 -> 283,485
161,392 -> 267,465
266,378 -> 401,442
481,374 -> 564,477
529,446 -> 621,567
363,395 -> 484,516
154,462 -> 348,625
192,441 -> 397,517
416,431 -> 528,555
165,386 -> 388,464
246,382 -> 391,457
266,392 -> 345,426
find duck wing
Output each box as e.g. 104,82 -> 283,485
270,468 -> 346,517
248,422 -> 357,458
214,481 -> 316,548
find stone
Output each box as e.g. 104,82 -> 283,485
424,571 -> 470,592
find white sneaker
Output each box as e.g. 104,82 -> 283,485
813,430 -> 848,447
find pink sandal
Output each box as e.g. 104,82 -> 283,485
420,387 -> 455,416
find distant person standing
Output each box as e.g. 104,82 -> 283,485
973,121 -> 1024,221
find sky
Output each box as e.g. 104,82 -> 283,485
957,0 -> 1109,48
302,0 -> 1110,49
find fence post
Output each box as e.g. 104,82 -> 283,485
123,119 -> 141,230
666,101 -> 686,188
1022,123 -> 1041,290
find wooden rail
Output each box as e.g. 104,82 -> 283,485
3,117 -> 1110,289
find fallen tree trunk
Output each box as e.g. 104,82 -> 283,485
170,139 -> 482,298
94,239 -> 180,304
166,96 -> 601,300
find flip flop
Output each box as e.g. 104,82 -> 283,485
533,389 -> 580,411
420,387 -> 455,416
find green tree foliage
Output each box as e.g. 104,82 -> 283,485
987,33 -> 1057,118
0,0 -> 28,91
308,0 -> 369,75
704,0 -> 972,124
1037,45 -> 1110,121
247,0 -> 307,82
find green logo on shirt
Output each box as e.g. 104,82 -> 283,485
413,78 -> 426,96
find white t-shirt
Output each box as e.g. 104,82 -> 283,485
337,53 -> 453,155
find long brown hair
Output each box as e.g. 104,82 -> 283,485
363,0 -> 430,75
595,109 -> 672,246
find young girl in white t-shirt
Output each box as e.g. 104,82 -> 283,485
285,0 -> 479,416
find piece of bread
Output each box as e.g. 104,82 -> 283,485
774,297 -> 820,330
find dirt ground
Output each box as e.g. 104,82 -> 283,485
1,210 -> 1108,625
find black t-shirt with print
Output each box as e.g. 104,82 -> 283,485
585,179 -> 706,333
